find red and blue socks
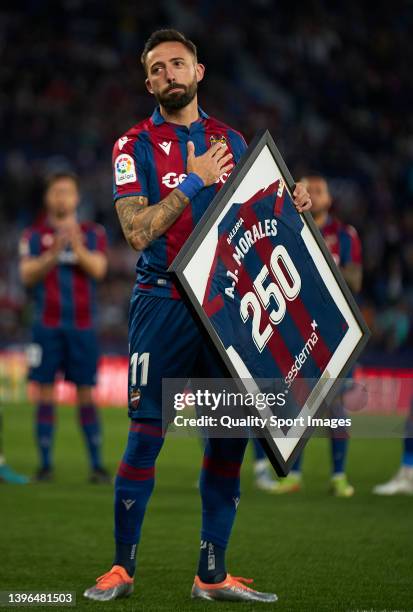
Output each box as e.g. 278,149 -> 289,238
292,433 -> 349,475
291,403 -> 350,476
198,541 -> 227,584
197,437 -> 248,583
113,423 -> 248,581
114,419 -> 164,577
330,402 -> 349,475
78,404 -> 103,470
331,436 -> 349,475
36,403 -> 103,471
35,403 -> 55,470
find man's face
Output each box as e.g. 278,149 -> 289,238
145,41 -> 204,111
45,178 -> 79,219
304,177 -> 332,216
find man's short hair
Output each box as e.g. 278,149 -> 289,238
140,29 -> 197,75
44,171 -> 79,191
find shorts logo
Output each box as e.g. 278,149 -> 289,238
27,343 -> 42,368
115,154 -> 137,185
210,134 -> 227,146
130,389 -> 141,409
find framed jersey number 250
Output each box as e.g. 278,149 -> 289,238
169,130 -> 370,476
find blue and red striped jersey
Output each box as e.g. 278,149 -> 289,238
321,215 -> 362,267
19,221 -> 107,329
202,179 -> 349,406
112,106 -> 247,299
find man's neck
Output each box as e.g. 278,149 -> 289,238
159,97 -> 200,128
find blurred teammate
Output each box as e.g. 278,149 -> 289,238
274,175 -> 362,497
373,399 -> 413,495
19,172 -> 110,483
84,29 -> 311,603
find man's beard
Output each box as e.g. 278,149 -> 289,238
155,78 -> 198,111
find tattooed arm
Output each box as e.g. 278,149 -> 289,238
115,190 -> 189,251
116,140 -> 235,251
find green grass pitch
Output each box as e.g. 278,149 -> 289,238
0,403 -> 412,611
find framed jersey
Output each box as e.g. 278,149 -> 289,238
169,130 -> 370,476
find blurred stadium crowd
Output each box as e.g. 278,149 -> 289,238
1,1 -> 412,363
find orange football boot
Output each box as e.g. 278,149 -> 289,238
83,565 -> 133,601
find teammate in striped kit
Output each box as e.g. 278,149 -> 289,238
273,174 -> 362,497
83,29 -> 311,603
19,172 -> 110,483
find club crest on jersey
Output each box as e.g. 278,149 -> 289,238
130,389 -> 141,409
210,134 -> 227,146
115,154 -> 137,185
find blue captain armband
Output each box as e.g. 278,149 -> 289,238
177,173 -> 205,200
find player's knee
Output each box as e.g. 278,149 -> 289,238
123,433 -> 164,468
206,437 -> 249,463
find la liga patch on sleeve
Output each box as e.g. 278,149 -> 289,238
115,153 -> 137,185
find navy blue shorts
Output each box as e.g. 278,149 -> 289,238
28,324 -> 98,386
127,294 -> 227,420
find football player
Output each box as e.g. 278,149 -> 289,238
19,172 -> 110,483
84,29 -> 311,603
273,175 -> 362,497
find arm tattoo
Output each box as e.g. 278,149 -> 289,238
116,191 -> 189,251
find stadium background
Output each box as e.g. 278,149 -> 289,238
0,2 -> 412,611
